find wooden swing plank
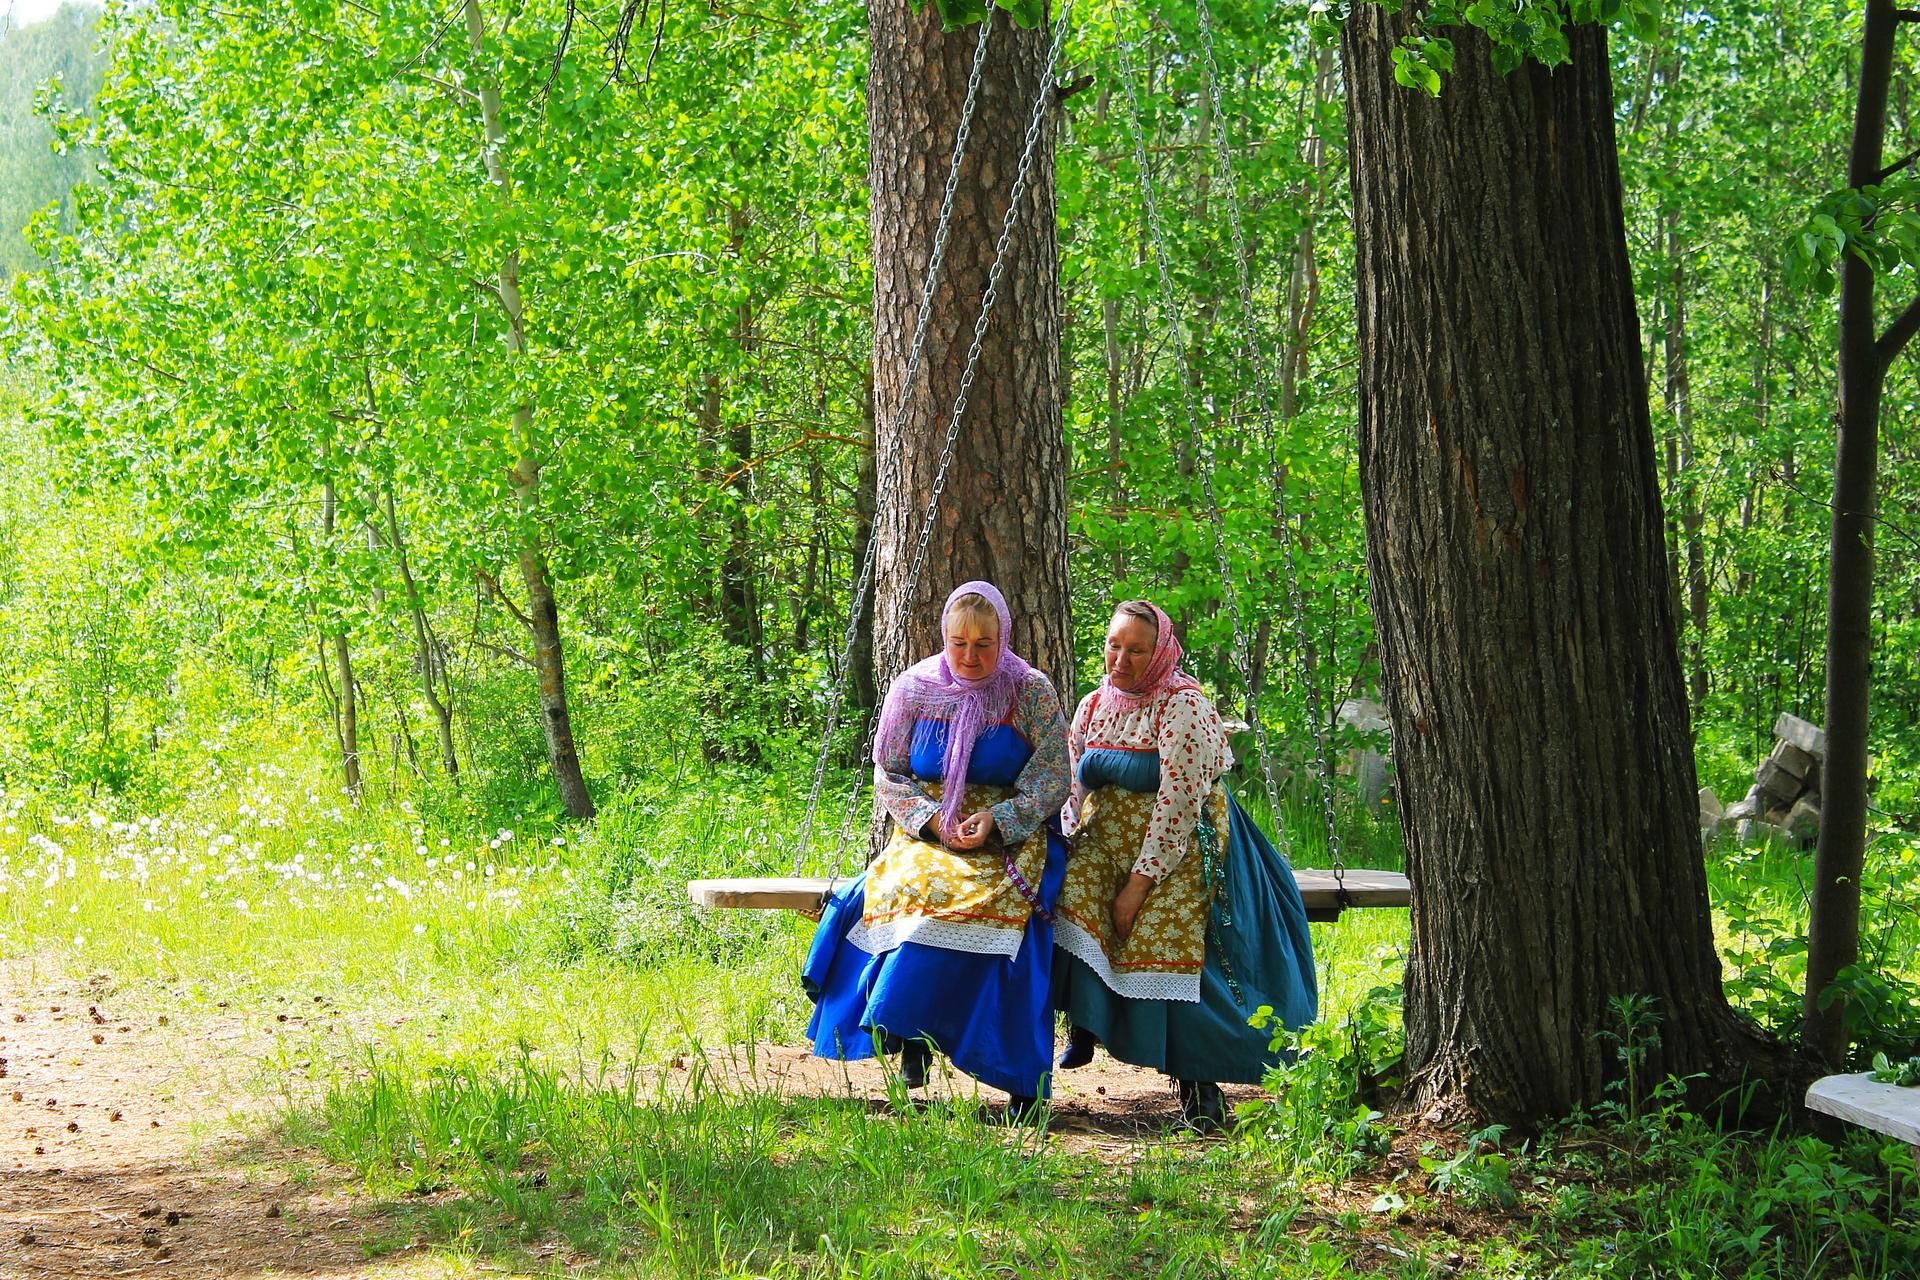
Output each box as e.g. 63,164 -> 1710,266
688,876 -> 840,911
1805,1072 -> 1920,1149
687,868 -> 1411,917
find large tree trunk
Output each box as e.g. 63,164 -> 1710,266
1343,12 -> 1783,1124
868,2 -> 1071,690
466,0 -> 593,819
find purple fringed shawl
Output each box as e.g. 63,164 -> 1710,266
874,580 -> 1034,838
1101,600 -> 1202,711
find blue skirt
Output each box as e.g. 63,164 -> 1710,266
1053,793 -> 1316,1084
802,833 -> 1067,1099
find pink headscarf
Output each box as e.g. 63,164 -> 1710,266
1100,600 -> 1202,711
875,581 -> 1034,835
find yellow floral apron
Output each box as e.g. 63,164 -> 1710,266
849,781 -> 1052,961
1054,782 -> 1231,1002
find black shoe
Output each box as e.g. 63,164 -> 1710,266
1177,1079 -> 1226,1135
1057,1025 -> 1098,1071
995,1093 -> 1046,1126
900,1039 -> 932,1090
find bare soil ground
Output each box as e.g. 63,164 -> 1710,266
0,963 -> 1268,1279
0,963 -> 454,1280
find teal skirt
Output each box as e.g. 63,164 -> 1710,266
1054,757 -> 1317,1084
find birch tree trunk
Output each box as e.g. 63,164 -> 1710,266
465,0 -> 593,819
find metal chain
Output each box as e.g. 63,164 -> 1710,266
1114,31 -> 1295,866
1190,0 -> 1346,890
791,18 -> 996,875
819,2 -> 1079,875
1197,810 -> 1245,1007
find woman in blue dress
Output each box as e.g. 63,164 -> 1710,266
1053,600 -> 1318,1132
803,580 -> 1071,1117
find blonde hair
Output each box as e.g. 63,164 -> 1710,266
945,591 -> 1000,637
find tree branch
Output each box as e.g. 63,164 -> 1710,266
415,71 -> 480,102
475,568 -> 535,632
471,636 -> 537,669
1877,292 -> 1920,366
1876,142 -> 1920,182
76,333 -> 184,386
1056,72 -> 1097,104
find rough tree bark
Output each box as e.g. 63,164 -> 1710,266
1343,11 -> 1785,1123
466,0 -> 593,819
868,2 -> 1072,690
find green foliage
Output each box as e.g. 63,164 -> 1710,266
1367,0 -> 1665,92
1870,1051 -> 1920,1086
1714,822 -> 1920,1068
1241,984 -> 1403,1185
1418,1123 -> 1515,1208
923,0 -> 1045,34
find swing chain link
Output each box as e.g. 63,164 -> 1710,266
1114,31 -> 1295,868
821,2 -> 1079,873
1190,0 -> 1346,893
792,18 -> 996,875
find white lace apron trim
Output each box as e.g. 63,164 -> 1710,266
847,913 -> 1026,962
1056,919 -> 1203,1003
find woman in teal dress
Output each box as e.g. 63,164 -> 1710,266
1053,600 -> 1317,1131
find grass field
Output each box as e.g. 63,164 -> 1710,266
3,750 -> 1917,1277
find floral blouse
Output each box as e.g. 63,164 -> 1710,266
1066,684 -> 1233,882
872,669 -> 1071,846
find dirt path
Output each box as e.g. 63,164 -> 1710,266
0,963 -> 1265,1279
0,966 -> 448,1280
663,1040 -> 1266,1152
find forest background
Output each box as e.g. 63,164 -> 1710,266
2,0 -> 1920,1273
6,0 -> 1914,853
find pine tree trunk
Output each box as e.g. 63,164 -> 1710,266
1342,11 -> 1785,1123
719,205 -> 764,682
1663,210 -> 1709,715
868,2 -> 1071,690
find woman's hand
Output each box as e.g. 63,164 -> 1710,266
1110,872 -> 1155,942
946,810 -> 997,849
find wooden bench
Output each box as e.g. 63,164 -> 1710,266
1804,1072 -> 1920,1158
687,867 -> 1411,923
